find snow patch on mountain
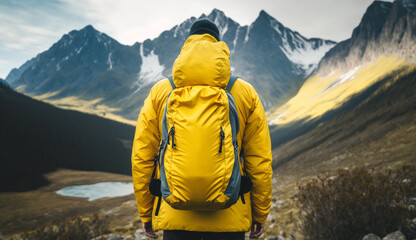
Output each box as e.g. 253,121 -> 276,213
244,25 -> 252,43
220,22 -> 228,39
268,111 -> 287,125
138,44 -> 164,86
271,20 -> 282,35
266,16 -> 336,76
214,14 -> 227,38
231,26 -> 240,53
107,52 -> 113,70
280,36 -> 335,76
316,65 -> 362,97
231,66 -> 235,73
76,47 -> 83,54
173,25 -> 179,38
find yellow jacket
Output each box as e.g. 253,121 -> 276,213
132,34 -> 272,232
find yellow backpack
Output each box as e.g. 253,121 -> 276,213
150,75 -> 245,214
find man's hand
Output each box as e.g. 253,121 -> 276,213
142,221 -> 158,238
249,221 -> 264,238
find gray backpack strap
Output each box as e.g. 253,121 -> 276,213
226,75 -> 238,92
168,76 -> 176,90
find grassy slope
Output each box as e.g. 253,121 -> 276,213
29,90 -> 137,126
0,83 -> 135,192
273,66 -> 416,176
268,55 -> 407,125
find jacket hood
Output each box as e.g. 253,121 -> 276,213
172,34 -> 231,88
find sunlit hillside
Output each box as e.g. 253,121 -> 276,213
268,55 -> 410,125
32,90 -> 137,126
14,86 -> 137,126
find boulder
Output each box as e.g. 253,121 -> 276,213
134,229 -> 147,240
267,214 -> 277,223
265,236 -> 284,240
382,231 -> 406,240
362,233 -> 381,240
402,179 -> 411,184
107,234 -> 124,240
411,218 -> 416,229
265,231 -> 287,240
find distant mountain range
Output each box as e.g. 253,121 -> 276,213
5,9 -> 335,122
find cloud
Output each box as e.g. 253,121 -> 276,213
59,0 -> 210,44
0,0 -> 92,77
0,1 -> 89,51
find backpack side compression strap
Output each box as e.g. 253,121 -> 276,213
226,75 -> 238,92
168,76 -> 176,90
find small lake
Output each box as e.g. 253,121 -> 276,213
56,182 -> 134,201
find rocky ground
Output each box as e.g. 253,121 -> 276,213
1,163 -> 415,240
0,168 -> 295,240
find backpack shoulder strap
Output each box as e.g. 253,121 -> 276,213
168,76 -> 176,90
226,75 -> 238,92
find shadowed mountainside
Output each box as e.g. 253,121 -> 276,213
0,82 -> 134,192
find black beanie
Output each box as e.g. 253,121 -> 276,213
189,19 -> 220,41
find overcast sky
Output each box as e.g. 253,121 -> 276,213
0,0 -> 392,79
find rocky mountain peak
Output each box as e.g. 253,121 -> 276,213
317,0 -> 416,76
207,8 -> 227,21
54,24 -> 115,54
259,10 -> 273,20
351,1 -> 392,40
81,24 -> 96,32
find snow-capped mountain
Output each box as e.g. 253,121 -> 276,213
6,9 -> 336,121
8,25 -> 142,100
256,10 -> 335,76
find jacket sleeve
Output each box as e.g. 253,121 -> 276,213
242,91 -> 273,224
131,88 -> 161,223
